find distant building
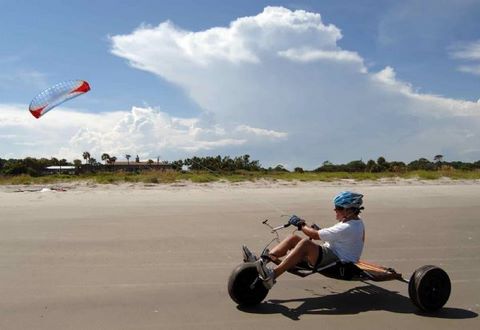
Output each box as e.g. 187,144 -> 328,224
66,161 -> 172,174
45,166 -> 77,175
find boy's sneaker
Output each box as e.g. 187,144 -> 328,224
255,259 -> 275,289
260,248 -> 271,261
242,245 -> 257,263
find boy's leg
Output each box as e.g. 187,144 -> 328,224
256,235 -> 319,289
273,238 -> 320,278
269,234 -> 302,259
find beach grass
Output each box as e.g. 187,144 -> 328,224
1,169 -> 480,185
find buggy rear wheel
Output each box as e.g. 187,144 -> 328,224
408,265 -> 451,312
228,262 -> 269,306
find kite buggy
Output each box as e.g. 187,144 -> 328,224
228,219 -> 451,313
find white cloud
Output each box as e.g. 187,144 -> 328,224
458,65 -> 480,75
235,125 -> 288,139
1,7 -> 480,168
0,104 -> 246,161
0,69 -> 48,89
451,40 -> 480,60
450,40 -> 480,76
278,48 -> 364,67
109,6 -> 480,166
372,66 -> 479,118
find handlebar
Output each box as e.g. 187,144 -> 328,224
311,223 -> 320,230
272,223 -> 291,231
262,219 -> 320,232
260,219 -> 321,253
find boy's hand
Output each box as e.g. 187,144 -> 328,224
289,215 -> 306,230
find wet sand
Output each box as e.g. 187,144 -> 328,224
0,182 -> 479,329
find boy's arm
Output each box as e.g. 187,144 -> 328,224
300,224 -> 320,240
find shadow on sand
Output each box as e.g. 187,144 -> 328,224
238,283 -> 478,321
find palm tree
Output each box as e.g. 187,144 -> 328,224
366,159 -> 377,172
434,155 -> 444,163
109,156 -> 117,166
82,151 -> 90,164
101,153 -> 110,165
434,154 -> 444,170
377,156 -> 388,172
125,154 -> 131,165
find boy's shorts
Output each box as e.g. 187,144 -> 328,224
313,244 -> 339,270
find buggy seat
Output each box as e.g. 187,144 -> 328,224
288,259 -> 404,282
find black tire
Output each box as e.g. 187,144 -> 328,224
228,262 -> 269,306
408,265 -> 451,312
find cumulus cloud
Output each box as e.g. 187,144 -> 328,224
278,48 -> 364,67
2,7 -> 480,168
109,6 -> 480,166
0,104 -> 246,161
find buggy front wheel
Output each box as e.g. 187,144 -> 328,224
228,262 -> 269,306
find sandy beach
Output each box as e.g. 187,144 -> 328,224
0,180 -> 479,329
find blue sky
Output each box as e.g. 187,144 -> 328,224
1,0 -> 479,168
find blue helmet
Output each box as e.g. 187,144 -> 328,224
333,191 -> 364,209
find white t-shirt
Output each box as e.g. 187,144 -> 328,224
318,219 -> 365,262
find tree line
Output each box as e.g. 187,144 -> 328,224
0,157 -> 71,176
313,156 -> 480,173
0,153 -> 479,176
